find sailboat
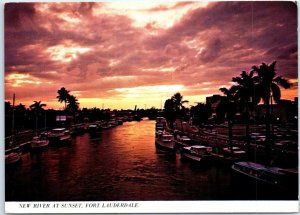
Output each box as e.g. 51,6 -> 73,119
30,113 -> 49,149
5,93 -> 22,165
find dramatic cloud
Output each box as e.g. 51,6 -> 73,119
5,1 -> 297,109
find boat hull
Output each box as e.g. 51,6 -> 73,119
48,134 -> 71,145
231,169 -> 297,200
180,150 -> 211,163
155,140 -> 175,152
5,152 -> 22,165
30,140 -> 49,149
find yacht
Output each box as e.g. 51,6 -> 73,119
232,161 -> 286,187
48,128 -> 71,144
155,133 -> 175,151
5,148 -> 22,165
180,145 -> 213,163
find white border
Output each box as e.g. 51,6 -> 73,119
2,1 -> 299,214
5,201 -> 299,213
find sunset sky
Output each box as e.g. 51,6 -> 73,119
5,1 -> 298,110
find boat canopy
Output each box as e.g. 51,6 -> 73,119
52,128 -> 67,132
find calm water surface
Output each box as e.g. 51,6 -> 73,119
5,120 -> 294,201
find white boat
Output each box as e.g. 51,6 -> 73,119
222,146 -> 246,158
30,135 -> 49,149
155,117 -> 166,131
155,129 -> 163,137
232,161 -> 286,187
5,149 -> 21,165
155,133 -> 175,151
180,145 -> 212,162
48,128 -> 71,144
156,117 -> 166,123
70,123 -> 86,135
174,135 -> 192,148
88,124 -> 101,133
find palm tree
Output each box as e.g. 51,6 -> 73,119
164,99 -> 176,129
66,95 -> 80,118
30,100 -> 46,113
252,61 -> 292,164
171,92 -> 188,130
57,87 -> 70,109
15,103 -> 27,131
30,101 -> 46,134
219,87 -> 237,156
231,70 -> 255,157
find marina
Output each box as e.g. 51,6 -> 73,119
4,2 -> 298,213
5,119 -> 297,201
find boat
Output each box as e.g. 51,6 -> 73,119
5,93 -> 22,165
155,133 -> 175,151
109,120 -> 119,127
100,122 -> 112,129
30,133 -> 49,149
155,122 -> 164,131
48,128 -> 71,144
5,148 -> 22,165
174,135 -> 193,148
222,146 -> 246,158
155,129 -> 163,137
155,117 -> 166,130
70,123 -> 86,135
180,145 -> 212,163
88,123 -> 101,134
232,161 -> 287,187
31,113 -> 49,149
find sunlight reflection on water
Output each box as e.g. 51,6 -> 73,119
5,119 -> 294,201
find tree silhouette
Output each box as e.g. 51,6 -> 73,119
30,101 -> 46,112
219,87 -> 237,156
231,70 -> 255,157
171,92 -> 188,130
15,103 -> 27,131
252,61 -> 292,164
57,87 -> 70,109
30,101 -> 46,134
164,99 -> 176,129
66,95 -> 80,119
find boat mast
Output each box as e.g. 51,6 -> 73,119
11,93 -> 15,146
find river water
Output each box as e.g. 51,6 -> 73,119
5,119 -> 296,201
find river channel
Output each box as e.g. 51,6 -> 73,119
5,119 -> 295,201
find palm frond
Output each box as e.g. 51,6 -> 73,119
274,76 -> 292,89
271,83 -> 281,103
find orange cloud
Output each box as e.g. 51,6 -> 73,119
5,2 -> 298,110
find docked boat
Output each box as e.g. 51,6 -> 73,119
155,117 -> 166,131
155,133 -> 175,151
5,94 -> 22,165
232,161 -> 286,187
48,128 -> 71,144
100,123 -> 112,129
222,146 -> 246,158
5,148 -> 22,165
155,129 -> 164,137
88,124 -> 101,133
70,123 -> 86,135
180,145 -> 212,163
174,135 -> 193,148
30,133 -> 49,149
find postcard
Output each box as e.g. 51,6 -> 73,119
4,1 -> 298,213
